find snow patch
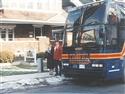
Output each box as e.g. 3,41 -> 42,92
0,75 -> 72,91
46,76 -> 65,85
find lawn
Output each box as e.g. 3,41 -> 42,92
0,62 -> 47,76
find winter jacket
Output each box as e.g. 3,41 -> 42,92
53,45 -> 62,60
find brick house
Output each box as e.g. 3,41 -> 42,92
0,0 -> 67,58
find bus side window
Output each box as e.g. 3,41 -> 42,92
108,13 -> 116,24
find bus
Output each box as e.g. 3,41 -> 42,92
61,0 -> 125,83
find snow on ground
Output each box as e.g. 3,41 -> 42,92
0,75 -> 72,91
1,78 -> 46,90
0,64 -> 72,92
46,75 -> 67,85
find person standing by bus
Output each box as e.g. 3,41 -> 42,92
53,41 -> 62,76
46,43 -> 54,75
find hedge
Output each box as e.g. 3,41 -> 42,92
0,51 -> 14,63
36,52 -> 46,59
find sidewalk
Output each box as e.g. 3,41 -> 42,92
1,72 -> 51,83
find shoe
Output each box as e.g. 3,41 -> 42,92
54,74 -> 58,76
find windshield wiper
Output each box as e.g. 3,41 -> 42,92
82,42 -> 99,48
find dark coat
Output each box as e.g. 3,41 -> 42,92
46,47 -> 54,69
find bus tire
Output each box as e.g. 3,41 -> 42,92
121,63 -> 125,83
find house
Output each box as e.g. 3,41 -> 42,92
0,0 -> 67,58
0,0 -> 104,59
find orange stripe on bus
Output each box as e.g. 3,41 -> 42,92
62,43 -> 125,60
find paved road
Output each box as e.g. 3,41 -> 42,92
10,79 -> 125,94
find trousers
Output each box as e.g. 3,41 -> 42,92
54,59 -> 62,75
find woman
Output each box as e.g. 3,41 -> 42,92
46,43 -> 54,75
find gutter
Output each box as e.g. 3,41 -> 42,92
0,19 -> 65,26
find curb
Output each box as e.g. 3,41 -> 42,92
0,72 -> 51,83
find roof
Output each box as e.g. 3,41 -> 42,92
1,10 -> 56,20
0,9 -> 67,26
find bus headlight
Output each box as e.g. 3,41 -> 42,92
92,64 -> 104,67
99,64 -> 104,67
63,63 -> 69,66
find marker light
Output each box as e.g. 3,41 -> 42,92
63,63 -> 69,66
92,64 -> 104,67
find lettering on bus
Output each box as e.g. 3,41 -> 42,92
69,60 -> 90,64
69,54 -> 90,64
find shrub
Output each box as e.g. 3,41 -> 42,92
36,52 -> 46,59
0,51 -> 14,63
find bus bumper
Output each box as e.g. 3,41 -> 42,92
61,69 -> 106,79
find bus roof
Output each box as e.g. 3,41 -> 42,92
69,1 -> 106,12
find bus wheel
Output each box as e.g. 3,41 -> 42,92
121,63 -> 125,83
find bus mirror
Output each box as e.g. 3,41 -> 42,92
111,38 -> 117,46
97,38 -> 103,45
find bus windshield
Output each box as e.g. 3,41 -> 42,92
63,4 -> 107,48
66,4 -> 106,27
64,27 -> 97,47
83,4 -> 106,25
66,9 -> 81,27
80,30 -> 96,44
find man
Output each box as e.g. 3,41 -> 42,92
53,41 -> 62,76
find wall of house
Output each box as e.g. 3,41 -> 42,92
15,24 -> 34,40
42,25 -> 52,38
0,41 -> 38,55
0,37 -> 49,56
0,24 -> 50,59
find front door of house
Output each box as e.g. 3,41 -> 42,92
35,28 -> 41,38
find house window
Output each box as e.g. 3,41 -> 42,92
10,1 -> 18,8
1,28 -> 6,41
8,28 -> 14,41
52,29 -> 63,41
37,2 -> 43,9
19,1 -> 26,9
43,0 -> 49,11
27,2 -> 34,9
54,33 -> 62,40
0,28 -> 14,41
50,0 -> 56,11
